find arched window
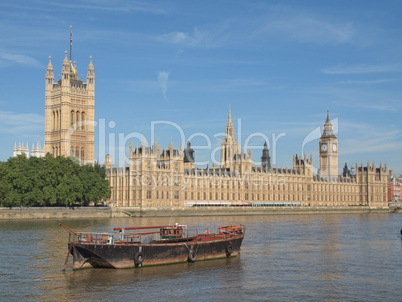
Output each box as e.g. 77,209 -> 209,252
81,148 -> 85,161
70,111 -> 74,127
75,147 -> 79,158
52,111 -> 55,130
81,112 -> 85,130
56,111 -> 59,129
70,146 -> 74,157
55,146 -> 58,157
52,147 -> 55,157
59,110 -> 61,129
76,111 -> 80,129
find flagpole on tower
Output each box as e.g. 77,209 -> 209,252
70,25 -> 72,62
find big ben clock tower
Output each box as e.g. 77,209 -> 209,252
319,110 -> 338,179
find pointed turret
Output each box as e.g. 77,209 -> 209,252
221,106 -> 239,169
70,60 -> 78,79
63,50 -> 69,65
105,155 -> 113,169
184,141 -> 195,163
61,51 -> 70,89
168,138 -> 173,151
87,56 -> 95,91
261,141 -> 271,172
225,105 -> 234,137
46,56 -> 54,90
47,56 -> 53,71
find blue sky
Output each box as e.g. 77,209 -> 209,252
1,0 -> 401,175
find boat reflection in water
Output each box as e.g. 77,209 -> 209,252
60,223 -> 245,269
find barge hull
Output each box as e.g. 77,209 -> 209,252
69,236 -> 244,269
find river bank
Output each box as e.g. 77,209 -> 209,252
0,205 -> 392,220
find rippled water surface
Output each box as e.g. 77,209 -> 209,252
0,214 -> 401,301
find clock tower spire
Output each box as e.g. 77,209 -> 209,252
319,110 -> 338,179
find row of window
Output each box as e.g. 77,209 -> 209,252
70,111 -> 85,129
51,110 -> 86,130
51,146 -> 85,160
70,147 -> 85,160
52,110 -> 61,130
52,146 -> 61,157
109,175 -> 367,194
112,188 -> 377,204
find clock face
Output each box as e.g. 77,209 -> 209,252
332,144 -> 337,152
321,144 -> 328,152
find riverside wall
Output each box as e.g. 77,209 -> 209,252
0,206 -> 391,220
0,207 -> 127,220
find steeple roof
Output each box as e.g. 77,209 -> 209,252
321,109 -> 337,139
47,56 -> 53,71
63,50 -> 69,65
324,109 -> 332,126
227,105 -> 233,127
88,56 -> 94,70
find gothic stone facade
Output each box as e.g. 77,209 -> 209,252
45,51 -> 95,165
105,109 -> 388,209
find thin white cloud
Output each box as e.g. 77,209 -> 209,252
354,102 -> 400,112
322,64 -> 401,74
157,5 -> 355,49
0,49 -> 41,67
340,121 -> 402,155
260,15 -> 354,45
0,0 -> 166,15
340,78 -> 399,85
157,26 -> 230,48
158,71 -> 170,102
0,111 -> 44,134
124,78 -> 283,94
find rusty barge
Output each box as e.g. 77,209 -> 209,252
60,223 -> 245,269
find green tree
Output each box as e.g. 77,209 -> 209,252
0,154 -> 111,207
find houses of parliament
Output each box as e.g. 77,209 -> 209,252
104,107 -> 387,209
41,49 -> 388,209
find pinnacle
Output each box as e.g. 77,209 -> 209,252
325,109 -> 331,124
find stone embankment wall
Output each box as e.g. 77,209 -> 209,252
136,206 -> 389,217
0,206 -> 390,220
0,207 -> 127,220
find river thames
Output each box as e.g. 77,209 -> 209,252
0,213 -> 401,301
